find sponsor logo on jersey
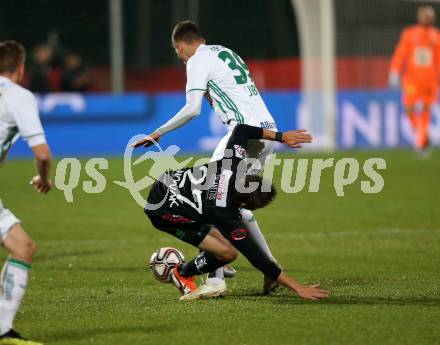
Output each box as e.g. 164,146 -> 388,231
216,175 -> 226,201
161,213 -> 195,224
234,144 -> 246,159
231,228 -> 248,241
167,170 -> 184,208
207,175 -> 219,201
215,170 -> 233,207
260,121 -> 276,130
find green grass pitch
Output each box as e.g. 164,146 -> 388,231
0,150 -> 439,345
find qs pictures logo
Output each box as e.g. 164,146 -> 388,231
54,136 -> 387,206
54,135 -> 194,207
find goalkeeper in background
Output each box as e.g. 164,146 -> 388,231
389,5 -> 440,153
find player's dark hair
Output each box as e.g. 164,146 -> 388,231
233,175 -> 277,211
0,40 -> 25,74
172,20 -> 203,45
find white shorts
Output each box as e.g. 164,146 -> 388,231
0,199 -> 20,244
210,125 -> 276,174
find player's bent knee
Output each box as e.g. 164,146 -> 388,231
9,237 -> 36,262
218,246 -> 238,263
3,224 -> 35,261
25,239 -> 36,258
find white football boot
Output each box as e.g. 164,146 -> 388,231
180,279 -> 227,301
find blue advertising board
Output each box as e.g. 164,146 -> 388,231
8,91 -> 299,158
336,90 -> 440,149
7,90 -> 440,158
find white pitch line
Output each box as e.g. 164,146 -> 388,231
37,228 -> 440,246
267,228 -> 440,239
38,238 -> 146,246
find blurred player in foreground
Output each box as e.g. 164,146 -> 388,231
0,41 -> 52,345
142,124 -> 329,301
389,5 -> 440,154
134,21 -> 281,298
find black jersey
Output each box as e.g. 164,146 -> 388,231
146,124 -> 261,227
146,124 -> 282,280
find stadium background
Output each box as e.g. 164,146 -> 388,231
2,0 -> 439,156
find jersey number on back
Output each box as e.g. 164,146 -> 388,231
176,166 -> 207,214
218,51 -> 251,85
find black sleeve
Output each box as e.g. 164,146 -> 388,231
225,124 -> 264,153
214,217 -> 282,281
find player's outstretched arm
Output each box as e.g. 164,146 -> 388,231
217,217 -> 327,300
262,128 -> 313,148
225,124 -> 313,152
277,271 -> 329,300
31,143 -> 52,193
223,221 -> 328,300
132,91 -> 204,148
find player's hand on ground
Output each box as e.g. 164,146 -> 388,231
295,283 -> 329,300
132,132 -> 161,148
282,129 -> 313,148
31,175 -> 52,193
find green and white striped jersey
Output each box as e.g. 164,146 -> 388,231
0,76 -> 46,166
186,44 -> 276,129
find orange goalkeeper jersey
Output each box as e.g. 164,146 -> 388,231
390,25 -> 440,85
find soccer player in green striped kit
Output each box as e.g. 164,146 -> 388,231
0,41 -> 52,345
134,21 -> 283,299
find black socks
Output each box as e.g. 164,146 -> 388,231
179,251 -> 225,277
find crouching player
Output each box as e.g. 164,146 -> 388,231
143,124 -> 329,301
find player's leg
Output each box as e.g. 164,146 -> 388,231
405,106 -> 418,130
179,228 -> 238,278
178,228 -> 238,300
240,209 -> 274,261
404,101 -> 422,150
421,105 -> 431,147
206,132 -> 233,285
0,218 -> 40,344
160,225 -> 236,299
419,84 -> 436,151
146,211 -> 234,297
402,79 -> 422,149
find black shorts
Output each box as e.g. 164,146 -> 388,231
145,210 -> 211,247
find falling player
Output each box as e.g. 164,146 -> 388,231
0,41 -> 52,345
134,21 -> 281,298
142,123 -> 329,301
389,5 -> 440,153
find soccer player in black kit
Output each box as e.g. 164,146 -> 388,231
137,124 -> 329,301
